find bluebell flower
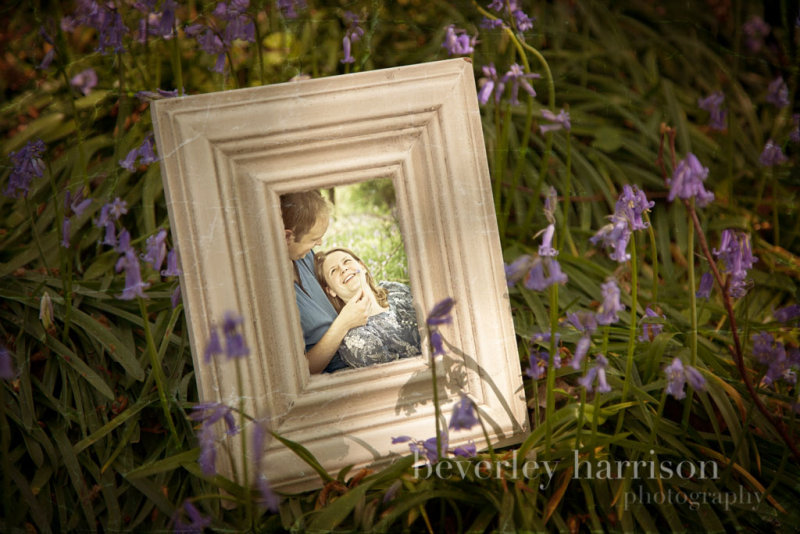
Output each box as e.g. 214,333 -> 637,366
477,63 -> 503,105
664,358 -> 705,399
162,249 -> 182,277
766,77 -> 789,109
774,304 -> 800,323
526,350 -> 553,380
501,64 -> 540,105
114,229 -> 132,254
135,0 -> 177,41
567,311 -> 598,334
697,91 -> 726,131
70,68 -> 98,96
453,442 -> 477,458
115,249 -> 150,300
142,229 -> 168,272
340,35 -> 355,64
4,139 -> 46,199
277,0 -> 307,19
449,395 -> 479,431
196,423 -> 217,476
638,306 -> 665,342
790,114 -> 800,143
204,328 -> 223,363
578,355 -> 611,393
743,16 -> 770,52
65,189 -> 92,218
383,480 -> 402,503
752,332 -> 798,386
430,330 -> 445,357
340,11 -> 364,64
759,140 -> 788,166
713,229 -> 757,298
60,218 -> 71,249
0,346 -> 15,381
513,9 -> 534,31
173,500 -> 212,533
136,88 -> 182,101
190,402 -> 238,435
539,109 -> 571,134
96,198 -> 128,228
597,279 -> 624,325
696,272 -> 713,299
590,218 -> 631,262
171,284 -> 182,309
120,135 -> 158,171
427,298 -> 455,326
480,17 -> 504,29
524,258 -> 568,291
667,153 -> 714,207
222,312 -> 249,359
504,254 -> 533,287
391,435 -> 413,444
442,25 -> 476,56
615,184 -> 654,231
571,335 -> 591,370
538,224 -> 558,257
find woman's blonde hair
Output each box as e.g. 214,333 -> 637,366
314,247 -> 388,313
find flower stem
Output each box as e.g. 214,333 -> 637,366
544,281 -> 558,459
234,360 -> 253,527
138,298 -> 179,448
682,199 -> 698,429
430,333 -> 443,462
615,233 -> 638,435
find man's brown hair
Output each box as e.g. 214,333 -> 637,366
280,190 -> 330,239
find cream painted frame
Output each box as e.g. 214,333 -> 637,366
151,58 -> 527,492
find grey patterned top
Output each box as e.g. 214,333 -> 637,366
338,282 -> 422,368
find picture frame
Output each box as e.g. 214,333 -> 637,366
151,58 -> 528,492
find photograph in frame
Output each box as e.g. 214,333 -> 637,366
151,58 -> 528,491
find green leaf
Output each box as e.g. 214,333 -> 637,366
68,307 -> 145,381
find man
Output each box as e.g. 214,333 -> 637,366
281,190 -> 369,373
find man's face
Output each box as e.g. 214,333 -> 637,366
286,216 -> 329,261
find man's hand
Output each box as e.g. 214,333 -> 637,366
336,288 -> 369,330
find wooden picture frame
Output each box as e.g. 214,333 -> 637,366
151,58 -> 528,492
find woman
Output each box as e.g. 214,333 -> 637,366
314,247 -> 421,368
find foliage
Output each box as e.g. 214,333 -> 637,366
1,0 -> 799,532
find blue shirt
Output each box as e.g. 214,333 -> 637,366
294,251 -> 348,373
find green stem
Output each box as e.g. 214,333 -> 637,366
682,199 -> 698,429
138,298 -> 179,448
234,360 -> 253,527
544,281 -> 559,459
431,332 -> 443,462
558,132 -> 577,256
615,234 -> 638,435
25,199 -> 50,272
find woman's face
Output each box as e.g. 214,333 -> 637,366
322,250 -> 366,302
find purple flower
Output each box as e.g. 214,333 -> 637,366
713,229 -> 757,298
0,346 -> 15,381
430,330 -> 445,357
597,279 -> 624,325
567,311 -> 598,334
539,109 -> 571,134
61,218 -> 71,248
538,224 -> 558,257
615,184 -> 654,231
697,91 -> 726,131
114,229 -> 132,255
171,284 -> 182,309
120,135 -> 158,171
759,140 -> 788,167
743,16 -> 770,52
477,63 -> 503,105
571,335 -> 591,370
96,198 -> 128,227
774,304 -> 800,323
488,0 -> 506,11
162,249 -> 182,277
667,153 -> 715,207
526,350 -> 548,379
115,249 -> 150,300
392,435 -> 413,444
766,77 -> 789,109
501,64 -> 540,105
257,476 -> 279,512
638,306 -> 665,342
196,423 -> 217,476
340,36 -> 355,64
696,272 -> 713,299
70,68 -> 98,95
174,500 -> 212,533
277,0 -> 306,19
39,48 -> 55,70
222,312 -> 249,359
453,442 -> 477,458
504,254 -> 533,287
427,298 -> 455,326
590,218 -> 631,262
751,331 -> 798,385
449,395 -> 479,431
409,433 -> 448,463
480,17 -> 504,29
65,189 -> 92,217
135,0 -> 177,41
63,1 -> 129,54
4,139 -> 46,199
578,355 -> 611,393
664,358 -> 705,399
142,229 -> 168,272
442,25 -> 476,56
513,9 -> 534,31
524,258 -> 568,291
790,114 -> 800,143
190,402 -> 238,435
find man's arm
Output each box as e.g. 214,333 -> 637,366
306,289 -> 369,374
